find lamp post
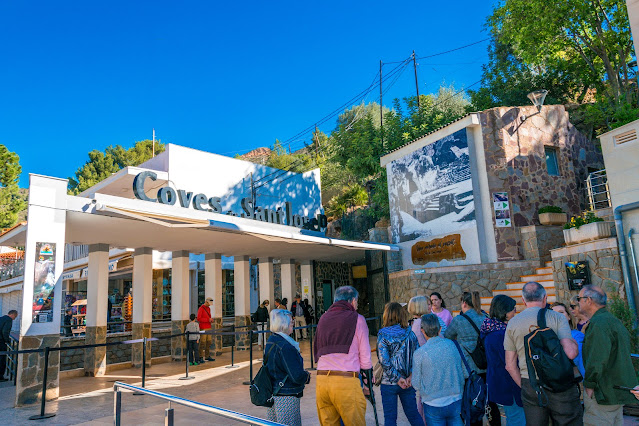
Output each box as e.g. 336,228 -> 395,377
527,89 -> 548,112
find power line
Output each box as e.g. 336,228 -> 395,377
416,38 -> 489,60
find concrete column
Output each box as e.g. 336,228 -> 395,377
84,244 -> 109,376
234,256 -> 251,350
259,258 -> 274,309
16,175 -> 67,407
300,260 -> 315,316
132,247 -> 153,367
281,259 -> 296,309
205,253 -> 223,355
171,251 -> 190,361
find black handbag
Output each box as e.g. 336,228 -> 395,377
250,343 -> 288,407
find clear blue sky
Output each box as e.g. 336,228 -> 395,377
0,1 -> 495,187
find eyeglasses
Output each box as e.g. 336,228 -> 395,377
576,296 -> 591,302
570,304 -> 577,309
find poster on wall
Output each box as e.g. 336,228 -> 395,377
493,192 -> 512,227
32,242 -> 56,323
387,129 -> 481,267
566,261 -> 590,290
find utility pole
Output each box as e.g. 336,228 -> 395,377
152,128 -> 156,157
380,60 -> 384,150
413,50 -> 420,110
314,125 -> 319,157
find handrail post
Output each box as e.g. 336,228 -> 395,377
28,346 -> 56,420
165,405 -> 174,426
308,321 -> 316,371
114,388 -> 122,426
226,339 -> 239,369
180,331 -> 194,380
134,337 -> 147,395
243,328 -> 254,385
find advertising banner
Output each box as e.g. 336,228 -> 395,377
32,242 -> 56,323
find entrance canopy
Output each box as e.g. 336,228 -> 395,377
1,188 -> 396,263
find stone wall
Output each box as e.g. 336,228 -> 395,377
550,237 -> 623,303
480,105 -> 604,261
389,260 -> 540,311
313,261 -> 353,314
519,225 -> 565,262
273,262 -> 302,300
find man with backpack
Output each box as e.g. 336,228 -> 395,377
503,282 -> 580,425
578,285 -> 637,425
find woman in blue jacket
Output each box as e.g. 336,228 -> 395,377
480,295 -> 524,426
264,309 -> 311,426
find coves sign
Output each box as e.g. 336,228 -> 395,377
133,171 -> 328,232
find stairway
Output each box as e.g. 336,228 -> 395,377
451,261 -> 556,316
480,261 -> 555,313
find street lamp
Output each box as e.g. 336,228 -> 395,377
527,89 -> 548,112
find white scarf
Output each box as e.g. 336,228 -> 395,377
276,332 -> 300,353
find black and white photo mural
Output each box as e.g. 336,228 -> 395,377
386,128 -> 481,268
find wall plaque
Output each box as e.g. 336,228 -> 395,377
411,234 -> 466,265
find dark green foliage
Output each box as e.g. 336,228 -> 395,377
0,144 -> 26,228
538,206 -> 564,214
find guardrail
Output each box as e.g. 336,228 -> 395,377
113,381 -> 283,426
585,169 -> 611,211
0,258 -> 24,281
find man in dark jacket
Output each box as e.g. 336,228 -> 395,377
579,285 -> 637,425
0,310 -> 18,381
290,295 -> 309,340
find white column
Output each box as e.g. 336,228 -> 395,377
171,251 -> 190,322
258,258 -> 274,307
300,260 -> 314,310
205,253 -> 223,318
86,244 -> 109,327
281,259 -> 296,307
234,256 -> 251,316
132,247 -> 153,324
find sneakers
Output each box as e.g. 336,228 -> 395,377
189,362 -> 199,366
206,357 -> 215,361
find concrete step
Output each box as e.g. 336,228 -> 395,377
491,288 -> 556,297
505,279 -> 555,290
480,294 -> 556,306
546,261 -> 552,268
520,273 -> 553,282
536,267 -> 553,275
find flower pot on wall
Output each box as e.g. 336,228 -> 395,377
563,221 -> 611,245
539,212 -> 568,226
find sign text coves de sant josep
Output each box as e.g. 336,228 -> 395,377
132,171 -> 328,231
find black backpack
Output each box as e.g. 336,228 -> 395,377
459,313 -> 487,370
524,308 -> 579,405
249,343 -> 288,407
453,340 -> 487,425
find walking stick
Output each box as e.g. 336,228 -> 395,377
360,368 -> 379,426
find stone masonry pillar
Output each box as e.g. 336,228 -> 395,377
132,247 -> 153,367
84,243 -> 109,376
171,251 -> 190,361
205,253 -> 223,355
281,259 -> 296,309
234,256 -> 251,350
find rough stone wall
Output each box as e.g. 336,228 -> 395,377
60,338 -> 86,371
389,261 -> 539,311
273,261 -> 302,300
520,225 -> 565,262
551,238 -> 623,304
150,329 -> 172,358
368,226 -> 402,272
480,105 -> 604,261
313,261 -> 353,314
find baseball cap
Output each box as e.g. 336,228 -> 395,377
205,297 -> 214,302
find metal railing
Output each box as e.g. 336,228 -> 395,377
585,169 -> 611,211
113,381 -> 283,426
6,334 -> 18,385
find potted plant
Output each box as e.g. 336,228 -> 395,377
563,211 -> 610,245
538,206 -> 567,226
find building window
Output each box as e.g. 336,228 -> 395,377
544,147 -> 560,176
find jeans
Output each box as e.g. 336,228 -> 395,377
380,384 -> 424,426
502,403 -> 525,426
422,399 -> 463,426
187,340 -> 199,363
521,378 -> 583,425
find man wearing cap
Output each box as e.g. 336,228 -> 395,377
291,294 -> 309,340
197,297 -> 215,362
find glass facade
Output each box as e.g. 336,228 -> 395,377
152,269 -> 172,320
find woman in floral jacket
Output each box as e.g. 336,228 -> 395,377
377,302 -> 424,426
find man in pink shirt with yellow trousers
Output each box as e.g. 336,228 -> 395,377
314,286 -> 373,425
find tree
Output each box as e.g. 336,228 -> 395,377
68,140 -> 164,194
0,144 -> 26,228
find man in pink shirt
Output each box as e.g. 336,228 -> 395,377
314,286 -> 372,425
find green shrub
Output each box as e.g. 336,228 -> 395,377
538,205 -> 564,214
607,287 -> 639,379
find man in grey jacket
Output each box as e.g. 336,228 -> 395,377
0,310 -> 18,381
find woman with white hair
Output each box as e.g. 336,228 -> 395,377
264,309 -> 311,426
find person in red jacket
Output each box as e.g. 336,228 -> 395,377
197,297 -> 215,362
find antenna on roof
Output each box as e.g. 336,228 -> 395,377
152,128 -> 156,157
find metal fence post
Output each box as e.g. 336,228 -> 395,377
28,347 -> 56,420
180,331 -> 194,380
243,328 -> 254,385
308,322 -> 316,371
134,337 -> 147,395
165,404 -> 174,426
114,388 -> 122,426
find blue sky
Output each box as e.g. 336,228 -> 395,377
0,1 -> 495,187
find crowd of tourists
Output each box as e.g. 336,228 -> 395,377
250,283 -> 639,426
